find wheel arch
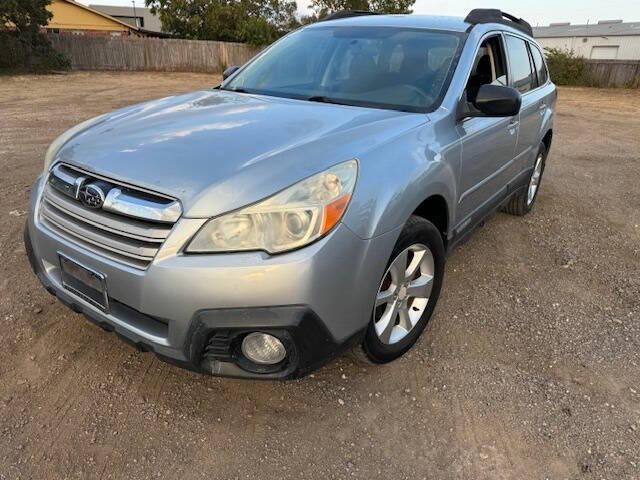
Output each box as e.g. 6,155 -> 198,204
411,194 -> 450,248
542,129 -> 553,151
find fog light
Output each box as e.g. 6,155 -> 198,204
241,332 -> 286,365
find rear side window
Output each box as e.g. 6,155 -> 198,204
505,35 -> 535,93
529,44 -> 548,86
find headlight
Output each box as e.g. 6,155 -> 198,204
186,159 -> 358,254
43,114 -> 108,172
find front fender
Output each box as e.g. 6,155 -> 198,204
342,129 -> 459,240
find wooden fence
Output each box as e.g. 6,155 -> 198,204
585,60 -> 640,88
48,34 -> 262,73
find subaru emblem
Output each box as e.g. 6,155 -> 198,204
78,183 -> 105,209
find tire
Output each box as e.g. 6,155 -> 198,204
502,143 -> 547,216
358,215 -> 446,364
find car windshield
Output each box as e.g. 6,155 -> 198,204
222,26 -> 464,113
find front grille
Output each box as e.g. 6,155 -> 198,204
39,164 -> 180,269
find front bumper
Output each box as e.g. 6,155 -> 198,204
26,176 -> 399,378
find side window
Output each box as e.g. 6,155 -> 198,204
529,44 -> 548,86
465,35 -> 508,101
505,35 -> 535,93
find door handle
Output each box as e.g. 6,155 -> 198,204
508,120 -> 519,128
538,103 -> 547,113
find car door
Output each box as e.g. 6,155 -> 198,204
456,33 -> 518,228
504,35 -> 546,178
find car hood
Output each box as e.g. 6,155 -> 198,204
55,90 -> 427,217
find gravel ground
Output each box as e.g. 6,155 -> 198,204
0,72 -> 638,480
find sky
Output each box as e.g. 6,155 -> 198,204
80,0 -> 640,26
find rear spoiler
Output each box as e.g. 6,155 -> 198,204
464,9 -> 533,37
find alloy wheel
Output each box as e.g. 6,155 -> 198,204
527,153 -> 544,206
373,244 -> 435,345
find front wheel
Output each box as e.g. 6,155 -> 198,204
502,143 -> 547,216
360,215 -> 445,364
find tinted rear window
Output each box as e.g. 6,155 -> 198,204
505,35 -> 535,93
529,44 -> 548,86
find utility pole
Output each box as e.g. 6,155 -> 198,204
132,0 -> 139,28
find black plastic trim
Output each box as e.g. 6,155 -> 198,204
465,9 -> 533,37
189,306 -> 364,379
320,10 -> 381,22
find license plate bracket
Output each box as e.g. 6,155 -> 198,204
59,253 -> 109,311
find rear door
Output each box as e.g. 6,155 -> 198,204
504,35 -> 546,178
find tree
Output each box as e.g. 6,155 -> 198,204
309,0 -> 414,18
145,0 -> 299,45
0,0 -> 69,71
0,0 -> 52,42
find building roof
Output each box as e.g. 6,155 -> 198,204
89,4 -> 163,33
534,21 -> 640,38
54,0 -> 141,32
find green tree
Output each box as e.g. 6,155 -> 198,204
0,0 -> 52,42
309,0 -> 414,17
0,0 -> 69,71
145,0 -> 299,45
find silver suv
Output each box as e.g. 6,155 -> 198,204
25,9 -> 555,379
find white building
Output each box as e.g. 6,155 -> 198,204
533,20 -> 640,60
89,4 -> 163,34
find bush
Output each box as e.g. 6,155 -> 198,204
0,30 -> 70,73
544,48 -> 592,86
30,35 -> 71,72
1,0 -> 68,72
0,31 -> 26,69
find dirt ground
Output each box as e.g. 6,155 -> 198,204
0,72 -> 638,480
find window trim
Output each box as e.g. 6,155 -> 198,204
526,42 -> 539,88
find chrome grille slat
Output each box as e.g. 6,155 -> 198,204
42,202 -> 158,259
42,220 -> 150,270
40,164 -> 180,270
44,187 -> 171,242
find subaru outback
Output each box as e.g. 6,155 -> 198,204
25,9 -> 556,379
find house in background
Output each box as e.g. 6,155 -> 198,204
45,0 -> 141,36
534,20 -> 640,60
89,5 -> 163,34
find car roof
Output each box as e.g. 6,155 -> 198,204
306,14 -> 471,32
306,13 -> 535,39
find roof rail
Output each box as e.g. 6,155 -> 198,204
320,10 -> 381,22
464,9 -> 533,37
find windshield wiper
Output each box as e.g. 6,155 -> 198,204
221,86 -> 250,93
306,95 -> 356,107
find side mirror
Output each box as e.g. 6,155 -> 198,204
457,84 -> 521,121
222,65 -> 240,80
